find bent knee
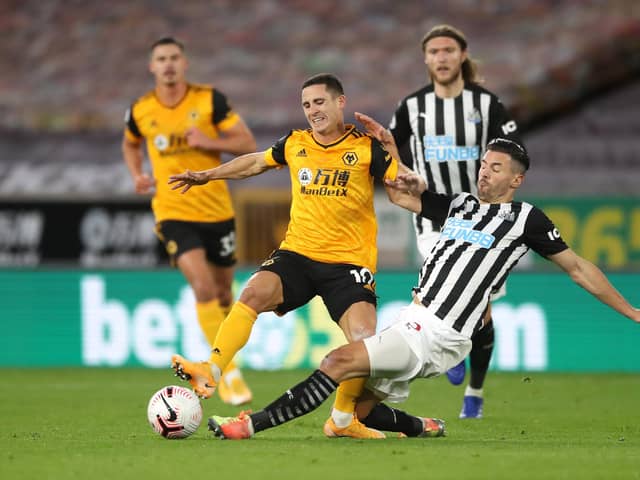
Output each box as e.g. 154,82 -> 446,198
217,289 -> 233,307
238,283 -> 280,312
190,279 -> 217,303
320,346 -> 354,381
320,342 -> 370,382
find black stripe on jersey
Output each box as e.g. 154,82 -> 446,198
420,240 -> 465,304
447,203 -> 524,332
415,211 -> 424,235
126,104 -> 142,138
414,94 -> 429,235
454,96 -> 471,193
453,211 -> 526,332
434,97 -> 452,196
473,89 -> 483,181
492,269 -> 510,296
270,131 -> 293,165
417,94 -> 436,193
433,203 -> 501,324
455,245 -> 517,333
212,89 -> 232,125
417,197 -> 480,298
369,139 -> 393,180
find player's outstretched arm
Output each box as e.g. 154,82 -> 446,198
168,151 -> 271,193
384,168 -> 427,214
549,248 -> 640,323
355,111 -> 401,161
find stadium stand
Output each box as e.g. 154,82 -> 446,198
0,0 -> 638,199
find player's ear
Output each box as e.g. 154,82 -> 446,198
337,94 -> 346,109
511,173 -> 524,189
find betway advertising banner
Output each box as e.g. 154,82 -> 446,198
1,270 -> 638,371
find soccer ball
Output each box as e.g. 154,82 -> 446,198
147,385 -> 203,439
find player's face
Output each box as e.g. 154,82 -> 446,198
149,44 -> 187,87
301,84 -> 345,138
424,36 -> 466,86
477,150 -> 522,203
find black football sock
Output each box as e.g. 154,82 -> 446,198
469,321 -> 495,390
249,370 -> 338,433
361,403 -> 424,437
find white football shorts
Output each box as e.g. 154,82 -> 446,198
363,302 -> 472,403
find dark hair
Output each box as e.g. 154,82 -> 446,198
150,37 -> 184,53
301,73 -> 344,97
421,24 -> 479,84
486,138 -> 530,172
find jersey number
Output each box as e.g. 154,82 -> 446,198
349,267 -> 374,286
501,120 -> 518,135
219,232 -> 236,257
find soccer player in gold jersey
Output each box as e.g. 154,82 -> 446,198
168,73 -> 417,438
122,37 -> 256,405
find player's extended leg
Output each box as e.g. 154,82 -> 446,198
460,309 -> 495,419
213,265 -> 252,406
359,400 -> 445,438
172,270 -> 282,398
209,318 -> 449,440
323,301 -> 383,438
173,249 -> 232,399
209,341 -> 375,439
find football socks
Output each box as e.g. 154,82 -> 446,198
209,301 -> 257,372
469,321 -> 494,389
249,370 -> 339,433
362,403 -> 424,437
195,299 -> 225,346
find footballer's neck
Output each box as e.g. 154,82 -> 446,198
313,122 -> 346,145
434,76 -> 464,99
155,81 -> 188,108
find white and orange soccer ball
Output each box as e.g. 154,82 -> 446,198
147,385 -> 203,439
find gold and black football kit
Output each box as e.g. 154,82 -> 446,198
259,125 -> 399,321
125,84 -> 241,263
264,124 -> 398,272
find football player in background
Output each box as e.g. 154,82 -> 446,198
122,37 -> 256,405
385,25 -> 524,418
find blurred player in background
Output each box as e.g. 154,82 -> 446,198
169,73 -> 418,439
384,25 -> 524,418
122,37 -> 256,405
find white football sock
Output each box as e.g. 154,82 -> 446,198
331,408 -> 354,428
465,386 -> 483,398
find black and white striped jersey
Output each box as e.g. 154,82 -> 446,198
389,82 -> 521,233
414,191 -> 568,337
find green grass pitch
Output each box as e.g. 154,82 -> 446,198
2,368 -> 638,480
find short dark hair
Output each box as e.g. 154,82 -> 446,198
150,37 -> 184,53
301,73 -> 344,97
486,138 -> 530,172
